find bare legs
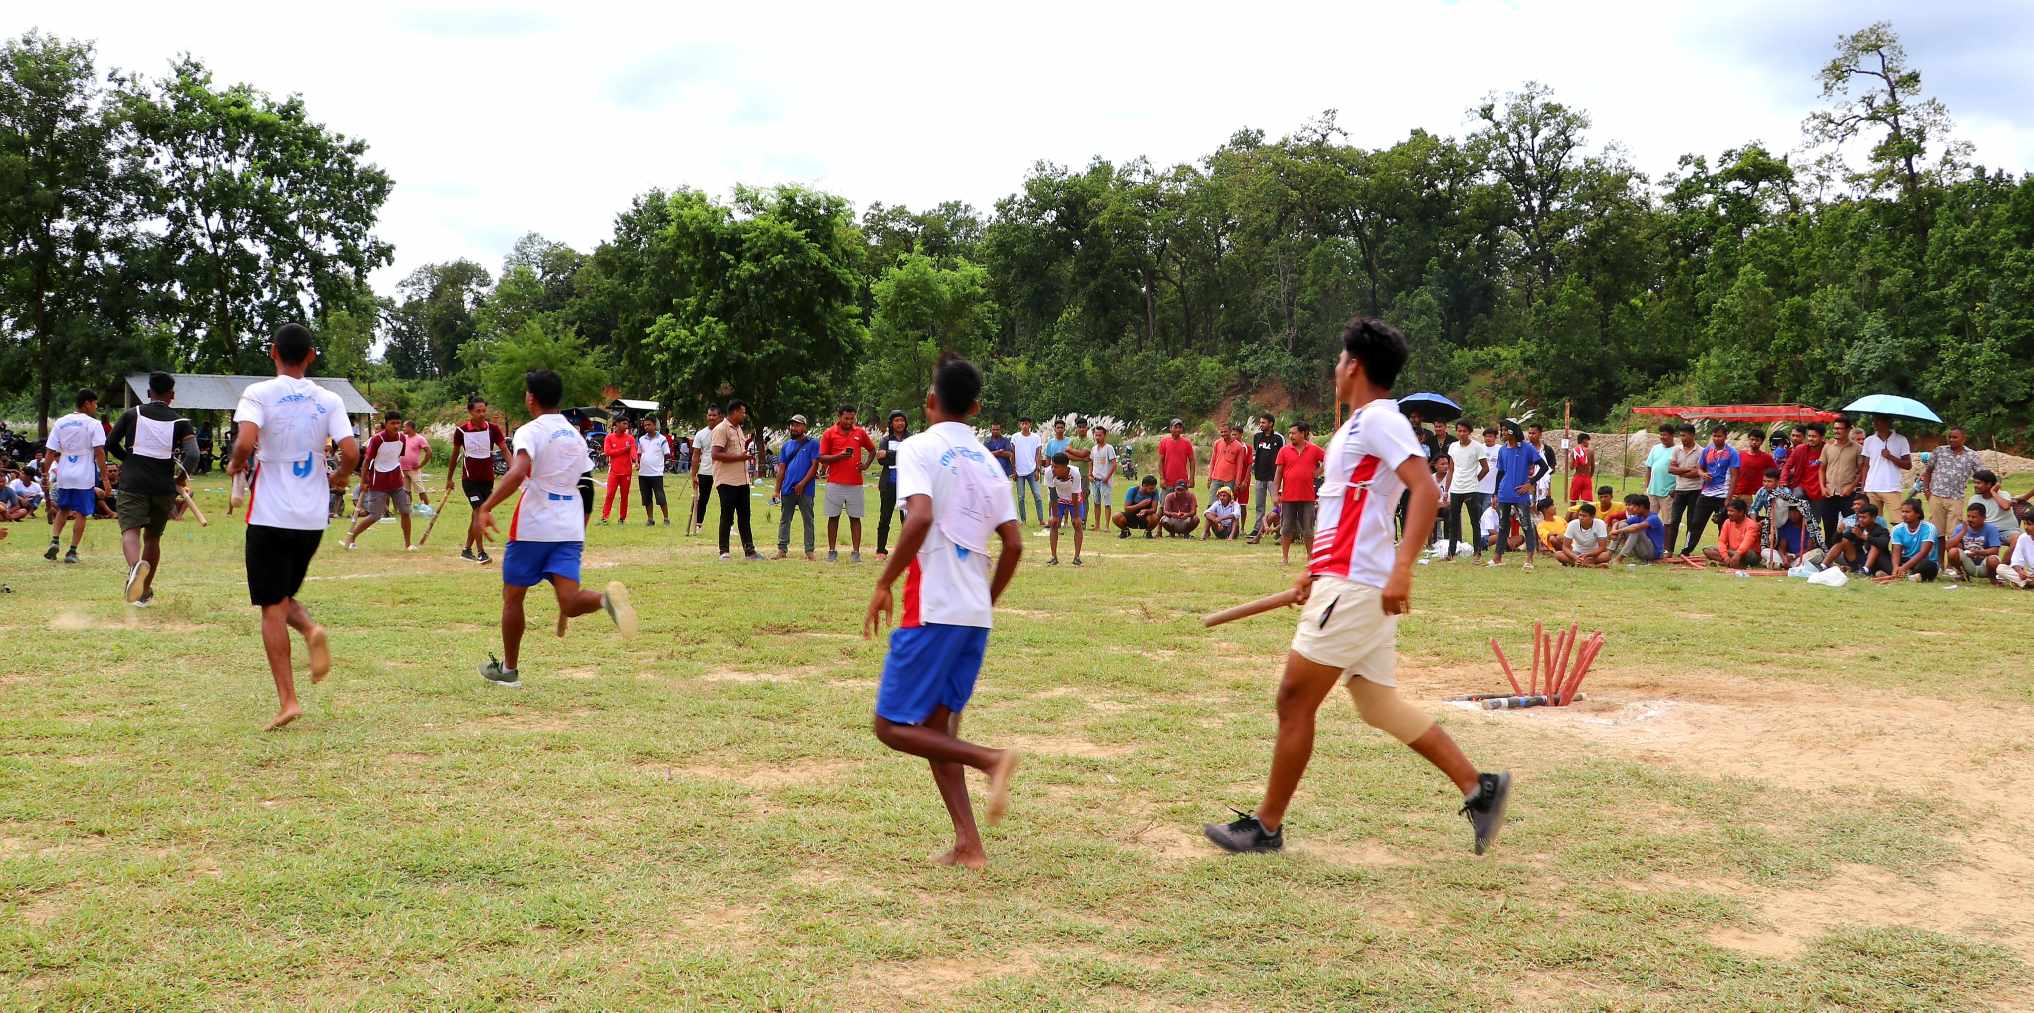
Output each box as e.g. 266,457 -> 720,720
259,597 -> 325,731
121,529 -> 162,597
873,707 -> 1018,869
501,577 -> 604,670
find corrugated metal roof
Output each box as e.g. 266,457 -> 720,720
610,398 -> 661,411
125,373 -> 376,415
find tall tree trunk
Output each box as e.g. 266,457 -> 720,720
33,255 -> 52,441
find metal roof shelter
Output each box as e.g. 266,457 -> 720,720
123,373 -> 376,417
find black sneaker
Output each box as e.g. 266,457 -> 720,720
45,540 -> 59,561
479,655 -> 521,688
476,550 -> 491,565
460,548 -> 477,562
63,547 -> 78,564
1117,528 -> 1131,539
1461,772 -> 1512,855
1203,809 -> 1283,853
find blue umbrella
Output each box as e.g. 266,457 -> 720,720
1842,394 -> 1942,424
1398,392 -> 1462,422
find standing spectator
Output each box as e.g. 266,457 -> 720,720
1274,423 -> 1324,565
1859,416 -> 1912,519
1489,425 -> 1544,569
1071,424 -> 1117,531
400,420 -> 432,507
1442,421 -> 1490,561
1921,426 -> 1979,557
1115,475 -> 1160,538
1556,502 -> 1611,567
1205,486 -> 1242,540
1946,503 -> 2004,582
1156,418 -> 1196,492
1663,426 -> 1704,555
773,415 -> 819,560
1525,424 -> 1555,504
818,405 -> 877,562
1476,426 -> 1502,526
983,422 -> 1015,483
635,418 -> 673,526
1043,418 -> 1072,465
1208,423 -> 1248,504
1009,418 -> 1044,524
1246,414 -> 1284,543
1819,418 -> 1864,535
1679,426 -> 1739,556
1702,498 -> 1760,568
1732,430 -> 1775,500
1643,426 -> 1677,518
1566,433 -> 1594,508
1781,423 -> 1825,500
599,417 -> 636,524
874,411 -> 910,559
711,400 -> 762,561
1608,495 -> 1664,564
1882,498 -> 1938,582
1160,480 -> 1199,537
688,406 -> 722,535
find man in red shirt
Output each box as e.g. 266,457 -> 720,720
1732,430 -> 1776,499
1208,423 -> 1249,503
1156,419 -> 1196,491
818,405 -> 877,562
600,420 -> 637,524
344,412 -> 415,551
449,397 -> 508,564
1274,422 -> 1324,565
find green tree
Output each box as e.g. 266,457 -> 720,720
857,253 -> 996,418
476,321 -> 610,424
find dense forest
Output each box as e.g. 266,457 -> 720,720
4,23 -> 2031,443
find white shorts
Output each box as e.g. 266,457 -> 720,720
1289,574 -> 1398,687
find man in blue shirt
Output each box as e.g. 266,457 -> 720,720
1680,425 -> 1741,556
983,422 -> 1015,480
773,414 -> 820,559
1044,418 -> 1072,462
1490,424 -> 1546,570
1882,497 -> 1939,582
1947,501 -> 2004,581
1114,475 -> 1160,538
1607,494 -> 1664,563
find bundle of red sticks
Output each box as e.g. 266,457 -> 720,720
1450,622 -> 1604,710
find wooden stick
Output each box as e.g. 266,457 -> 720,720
1490,639 -> 1523,695
171,463 -> 208,527
1530,621 -> 1543,696
1555,622 -> 1580,695
1202,588 -> 1301,628
418,501 -> 445,546
1562,634 -> 1604,705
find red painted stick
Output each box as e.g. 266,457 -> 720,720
1529,622 -> 1543,696
1555,622 -> 1580,697
1561,634 -> 1596,703
1563,634 -> 1604,705
1490,639 -> 1524,695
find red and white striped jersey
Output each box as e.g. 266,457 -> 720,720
1308,398 -> 1423,588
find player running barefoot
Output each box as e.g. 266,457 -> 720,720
1204,317 -> 1512,856
229,324 -> 356,731
450,397 -> 507,564
863,356 -> 1023,870
473,369 -> 637,689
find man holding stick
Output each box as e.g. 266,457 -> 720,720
1204,317 -> 1511,856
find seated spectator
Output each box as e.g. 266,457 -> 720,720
1703,498 -> 1761,568
1881,498 -> 1939,583
1825,503 -> 1892,576
1590,484 -> 1621,527
1535,497 -> 1565,553
1160,480 -> 1200,537
1204,486 -> 1241,540
1968,469 -> 2019,551
1608,495 -> 1663,563
1999,515 -> 2034,589
1946,502 -> 2004,582
7,470 -> 42,513
1114,476 -> 1160,539
1556,502 -> 1610,568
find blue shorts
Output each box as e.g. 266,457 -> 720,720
876,624 -> 990,725
54,488 -> 97,517
502,540 -> 583,588
1053,500 -> 1081,522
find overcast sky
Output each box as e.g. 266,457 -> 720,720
28,0 -> 2034,294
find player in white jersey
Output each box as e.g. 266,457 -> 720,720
473,369 -> 637,688
228,324 -> 358,731
863,356 -> 1023,870
41,387 -> 108,564
1205,317 -> 1511,856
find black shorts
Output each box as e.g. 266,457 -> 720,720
246,524 -> 324,606
463,478 -> 494,507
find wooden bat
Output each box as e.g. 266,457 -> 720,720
1202,588 -> 1301,628
172,463 -> 208,526
418,501 -> 444,546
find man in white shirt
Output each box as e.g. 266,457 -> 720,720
229,324 -> 357,731
1043,453 -> 1084,566
1068,424 -> 1118,531
1443,421 -> 1490,560
1010,417 -> 1044,524
1204,317 -> 1509,859
1556,502 -> 1611,567
1860,416 -> 1912,520
864,356 -> 1023,870
687,406 -> 722,535
41,387 -> 108,564
473,369 -> 638,689
635,417 -> 673,527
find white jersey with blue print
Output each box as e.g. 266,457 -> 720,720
509,413 -> 594,542
45,412 -> 106,490
895,421 -> 1018,629
233,376 -> 354,530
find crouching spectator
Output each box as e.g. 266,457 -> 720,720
1556,502 -> 1611,567
1115,476 -> 1160,539
1607,495 -> 1663,564
1204,486 -> 1241,540
1947,502 -> 2004,581
1703,498 -> 1761,568
1160,480 -> 1199,537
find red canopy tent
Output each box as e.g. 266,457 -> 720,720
1632,404 -> 1843,424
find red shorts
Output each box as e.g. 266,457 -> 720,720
1568,473 -> 1593,502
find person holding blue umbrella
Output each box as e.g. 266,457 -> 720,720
1860,415 -> 1913,520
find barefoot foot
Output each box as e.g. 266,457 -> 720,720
305,626 -> 332,684
555,611 -> 568,638
931,846 -> 988,870
985,749 -> 1020,826
264,704 -> 303,731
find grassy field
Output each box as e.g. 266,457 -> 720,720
4,474 -> 2033,1010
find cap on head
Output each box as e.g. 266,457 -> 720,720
789,414 -> 808,426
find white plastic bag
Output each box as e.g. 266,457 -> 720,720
1807,566 -> 1848,588
1787,559 -> 1820,578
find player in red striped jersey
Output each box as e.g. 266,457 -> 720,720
1206,317 -> 1512,856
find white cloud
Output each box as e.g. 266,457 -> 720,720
26,0 -> 2033,295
